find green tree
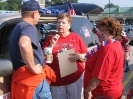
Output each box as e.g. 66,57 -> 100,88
9,3 -> 19,10
104,3 -> 119,9
45,0 -> 52,7
5,0 -> 21,10
0,2 -> 8,10
45,0 -> 78,7
0,0 -> 22,10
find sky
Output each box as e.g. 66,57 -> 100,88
78,0 -> 133,8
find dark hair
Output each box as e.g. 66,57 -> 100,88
98,17 -> 122,40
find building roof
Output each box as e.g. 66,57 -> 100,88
102,7 -> 133,13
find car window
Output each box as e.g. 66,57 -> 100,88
123,26 -> 129,31
71,17 -> 99,47
131,25 -> 133,31
123,26 -> 133,32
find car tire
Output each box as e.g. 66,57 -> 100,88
129,40 -> 133,45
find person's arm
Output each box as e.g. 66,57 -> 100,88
85,77 -> 101,99
86,77 -> 101,91
123,36 -> 130,46
19,36 -> 44,74
125,37 -> 130,46
76,53 -> 87,62
76,34 -> 88,62
48,42 -> 56,48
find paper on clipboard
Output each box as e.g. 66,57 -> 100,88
58,48 -> 78,78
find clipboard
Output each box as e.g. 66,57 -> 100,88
58,48 -> 78,78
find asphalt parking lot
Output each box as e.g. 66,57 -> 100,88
122,45 -> 133,99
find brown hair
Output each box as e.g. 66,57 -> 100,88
98,17 -> 122,40
21,10 -> 33,18
57,13 -> 72,24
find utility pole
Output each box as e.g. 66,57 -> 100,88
109,0 -> 110,17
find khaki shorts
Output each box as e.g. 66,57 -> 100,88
125,52 -> 130,61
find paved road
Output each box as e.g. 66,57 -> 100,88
122,45 -> 133,99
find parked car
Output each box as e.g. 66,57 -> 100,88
127,29 -> 133,41
0,13 -> 99,98
122,25 -> 133,44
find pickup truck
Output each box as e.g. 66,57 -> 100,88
0,13 -> 99,98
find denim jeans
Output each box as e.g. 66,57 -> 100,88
33,79 -> 52,99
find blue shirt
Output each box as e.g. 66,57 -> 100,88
9,21 -> 44,70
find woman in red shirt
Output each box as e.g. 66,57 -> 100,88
43,13 -> 88,99
84,17 -> 124,99
121,31 -> 130,72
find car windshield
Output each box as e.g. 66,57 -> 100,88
44,24 -> 57,31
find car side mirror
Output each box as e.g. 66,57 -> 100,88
0,59 -> 13,76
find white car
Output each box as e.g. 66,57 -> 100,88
128,30 -> 133,41
122,25 -> 133,42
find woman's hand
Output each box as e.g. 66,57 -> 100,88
68,53 -> 87,63
68,53 -> 80,63
50,34 -> 60,47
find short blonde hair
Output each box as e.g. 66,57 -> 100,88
57,13 -> 72,24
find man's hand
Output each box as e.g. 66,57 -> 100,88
85,91 -> 93,99
27,64 -> 44,74
88,92 -> 93,99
